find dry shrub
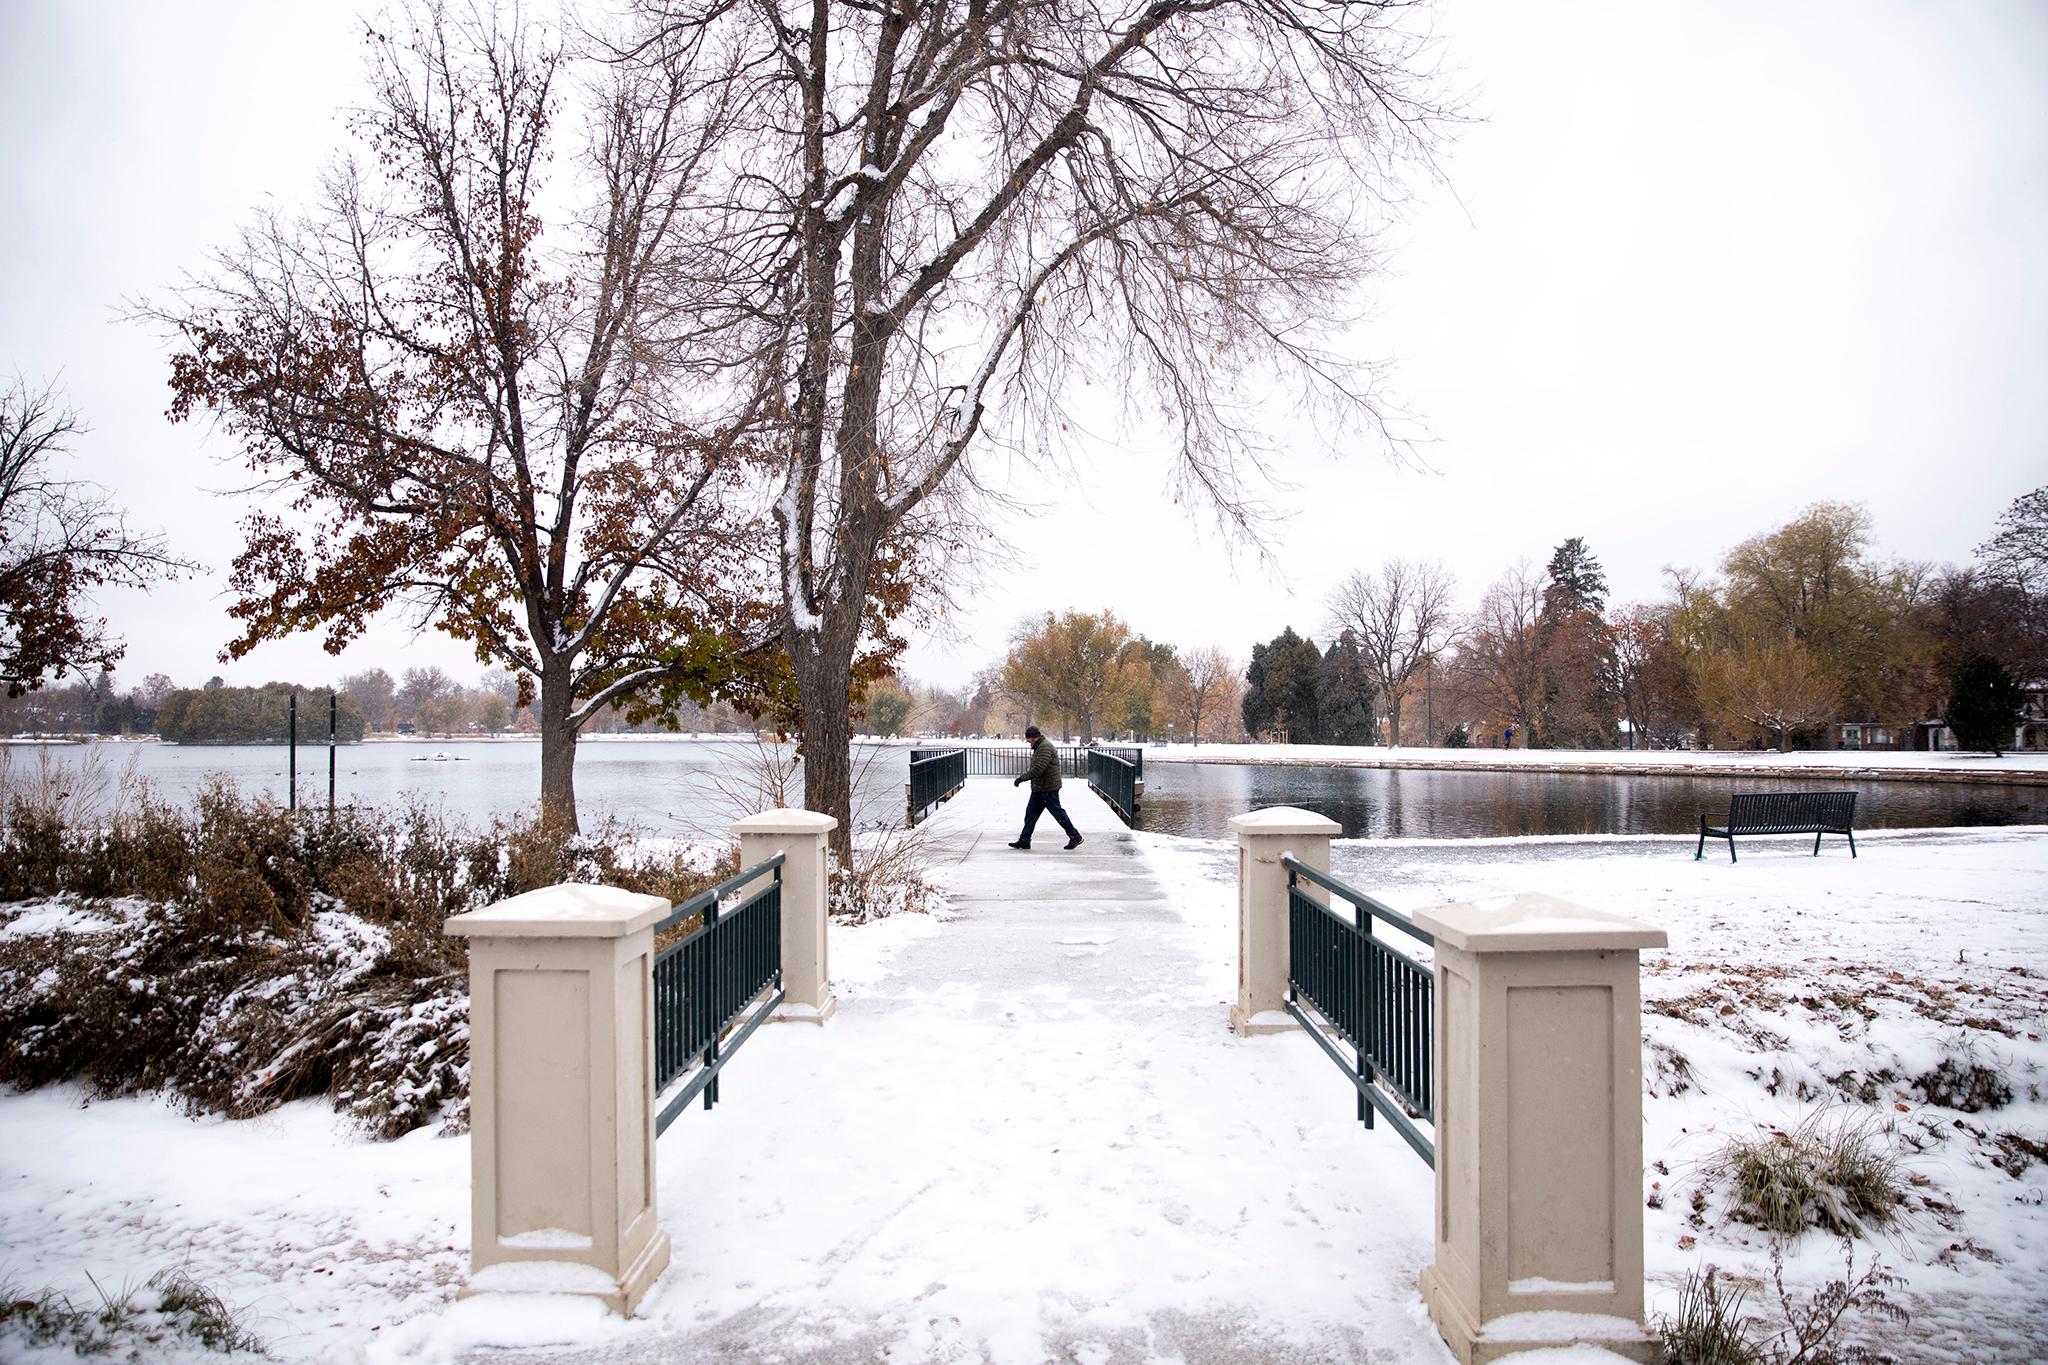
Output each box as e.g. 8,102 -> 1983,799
1910,1052 -> 2012,1113
831,819 -> 945,924
1702,1110 -> 1906,1239
0,784 -> 717,1137
1661,1243 -> 1908,1365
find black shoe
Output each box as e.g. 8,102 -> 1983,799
1008,840 -> 1030,850
1064,834 -> 1084,850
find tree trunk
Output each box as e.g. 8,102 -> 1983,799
539,661 -> 580,833
1386,694 -> 1403,748
791,641 -> 855,871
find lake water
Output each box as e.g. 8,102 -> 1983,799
1135,761 -> 2042,840
5,739 -> 2040,841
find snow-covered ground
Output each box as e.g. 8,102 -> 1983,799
1144,821 -> 2048,1360
1,787 -> 2043,1362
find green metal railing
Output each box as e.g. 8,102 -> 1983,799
936,744 -> 1143,781
652,852 -> 784,1136
1283,854 -> 1436,1167
907,747 -> 967,823
1087,747 -> 1139,824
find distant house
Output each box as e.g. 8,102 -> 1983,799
1836,720 -> 1909,751
1901,680 -> 2048,752
2007,679 -> 2048,751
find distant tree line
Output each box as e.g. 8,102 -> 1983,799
1298,490 -> 2045,753
158,682 -> 368,745
914,486 -> 2045,755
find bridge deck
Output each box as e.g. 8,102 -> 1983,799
625,778 -> 1441,1365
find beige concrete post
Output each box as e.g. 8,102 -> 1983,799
1413,894 -> 1668,1364
445,883 -> 674,1315
731,808 -> 839,1024
1227,806 -> 1341,1037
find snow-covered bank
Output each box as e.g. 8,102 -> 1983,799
1141,825 -> 2048,1360
0,1089 -> 468,1361
1134,740 -> 2048,785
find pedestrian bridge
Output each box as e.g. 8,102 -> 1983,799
447,770 -> 1666,1364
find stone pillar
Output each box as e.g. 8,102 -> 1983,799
1413,894 -> 1668,1364
445,883 -> 674,1315
1227,806 -> 1341,1037
731,808 -> 839,1024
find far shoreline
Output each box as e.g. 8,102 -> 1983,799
1134,744 -> 2048,788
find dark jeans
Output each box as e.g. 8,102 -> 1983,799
1018,789 -> 1080,845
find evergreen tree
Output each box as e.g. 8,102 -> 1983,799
1946,655 -> 2025,755
1243,628 -> 1322,741
1317,631 -> 1378,745
1241,641 -> 1273,738
1542,537 -> 1609,619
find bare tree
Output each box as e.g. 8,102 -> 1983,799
338,667 -> 398,732
0,378 -> 195,696
1326,558 -> 1456,748
1458,561 -> 1545,745
154,6 -> 775,829
1977,485 -> 2048,596
620,0 -> 1448,857
1171,644 -> 1237,744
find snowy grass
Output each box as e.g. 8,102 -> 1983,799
0,1264 -> 266,1359
1139,825 -> 2048,1360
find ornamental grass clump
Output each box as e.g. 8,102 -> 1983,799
1660,1265 -> 1762,1365
0,1266 -> 263,1357
1703,1110 -> 1906,1239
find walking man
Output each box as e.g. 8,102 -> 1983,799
1010,725 -> 1083,850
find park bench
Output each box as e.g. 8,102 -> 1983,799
1696,791 -> 1857,862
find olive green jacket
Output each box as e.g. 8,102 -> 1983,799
1024,739 -> 1062,792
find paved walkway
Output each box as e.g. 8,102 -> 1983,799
525,778 -> 1447,1364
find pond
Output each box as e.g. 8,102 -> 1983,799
5,739 -> 2038,842
1136,760 -> 2043,840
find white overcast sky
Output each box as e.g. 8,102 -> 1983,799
2,1 -> 2044,696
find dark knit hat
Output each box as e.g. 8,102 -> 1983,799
1024,725 -> 1042,739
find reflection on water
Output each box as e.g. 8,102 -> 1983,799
1137,762 -> 2042,841
10,740 -> 2038,842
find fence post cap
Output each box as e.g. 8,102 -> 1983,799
1227,806 -> 1342,837
731,807 -> 840,835
445,882 -> 672,939
1413,892 -> 1667,953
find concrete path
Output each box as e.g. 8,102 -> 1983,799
513,778 -> 1446,1364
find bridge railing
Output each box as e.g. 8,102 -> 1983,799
1229,805 -> 1667,1362
446,807 -> 837,1316
1088,747 -> 1140,825
906,747 -> 966,824
917,743 -> 1142,781
651,852 -> 786,1134
1282,853 -> 1435,1165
